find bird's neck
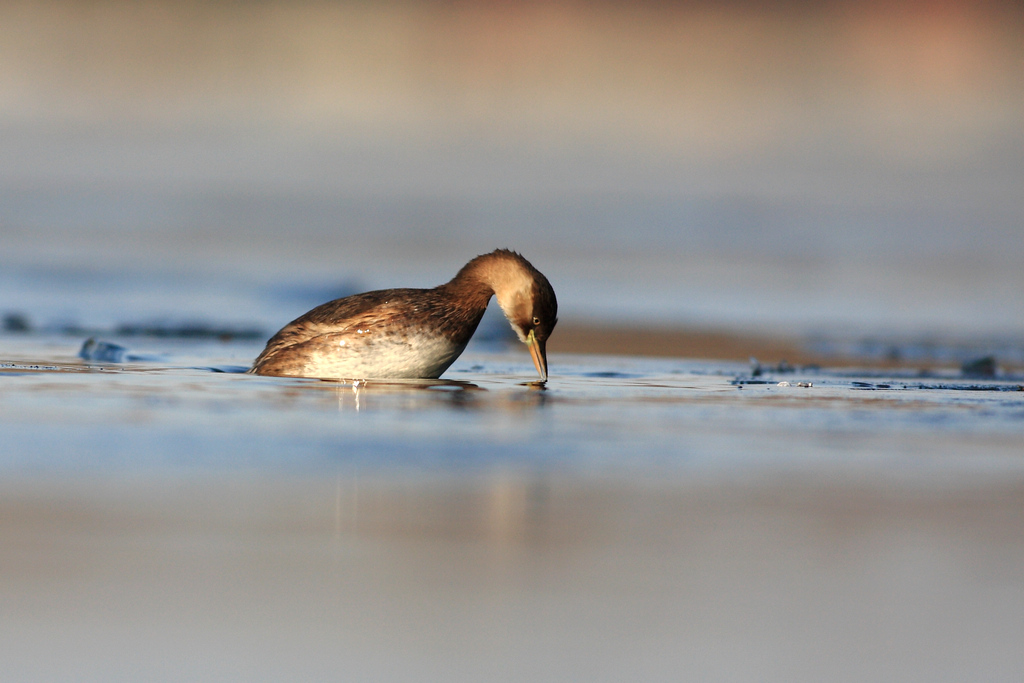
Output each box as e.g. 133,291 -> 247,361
444,251 -> 534,317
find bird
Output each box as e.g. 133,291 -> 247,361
250,249 -> 557,381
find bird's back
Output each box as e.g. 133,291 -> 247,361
250,286 -> 489,379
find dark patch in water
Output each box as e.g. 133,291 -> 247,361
199,365 -> 251,374
1,363 -> 64,372
78,338 -> 166,363
114,322 -> 264,341
961,355 -> 997,378
911,383 -> 1024,392
750,359 -> 798,377
79,339 -> 129,363
806,336 -> 1024,367
6,315 -> 266,342
3,312 -> 32,333
0,362 -> 32,376
848,381 -> 895,390
733,372 -> 1023,393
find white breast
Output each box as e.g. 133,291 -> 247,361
300,330 -> 466,380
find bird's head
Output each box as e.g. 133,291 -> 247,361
488,251 -> 558,381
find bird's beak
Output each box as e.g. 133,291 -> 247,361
526,329 -> 548,381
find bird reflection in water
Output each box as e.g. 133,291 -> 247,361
321,377 -> 550,413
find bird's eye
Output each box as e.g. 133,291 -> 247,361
532,316 -> 541,327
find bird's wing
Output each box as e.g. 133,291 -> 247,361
253,289 -> 420,367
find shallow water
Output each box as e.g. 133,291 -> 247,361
3,334 -> 1023,477
3,334 -> 1024,681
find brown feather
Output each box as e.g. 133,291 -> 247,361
250,249 -> 556,379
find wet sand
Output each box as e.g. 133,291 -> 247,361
549,321 -> 1024,373
551,322 -> 814,363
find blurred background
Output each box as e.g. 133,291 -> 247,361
2,0 -> 1023,337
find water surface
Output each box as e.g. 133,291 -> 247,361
2,333 -> 1024,681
